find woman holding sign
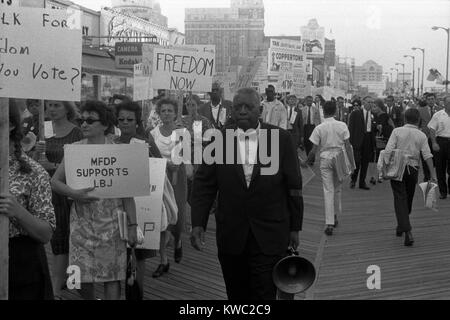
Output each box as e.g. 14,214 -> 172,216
1,101 -> 55,300
150,98 -> 187,277
34,100 -> 83,299
113,101 -> 161,299
51,101 -> 138,300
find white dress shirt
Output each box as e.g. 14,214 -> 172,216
385,124 -> 433,167
237,124 -> 260,187
428,109 -> 450,138
363,109 -> 372,132
309,117 -> 350,159
211,100 -> 226,125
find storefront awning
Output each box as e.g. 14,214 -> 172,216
82,47 -> 133,78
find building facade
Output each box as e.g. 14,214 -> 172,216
354,60 -> 383,83
185,0 -> 266,72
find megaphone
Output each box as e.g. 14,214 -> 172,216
273,248 -> 316,300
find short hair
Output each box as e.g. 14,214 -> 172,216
115,101 -> 142,124
404,108 -> 420,124
426,93 -> 436,99
234,88 -> 260,108
111,94 -> 132,104
26,99 -> 40,108
45,100 -> 77,121
363,96 -> 373,101
386,95 -> 395,100
156,98 -> 179,116
323,101 -> 336,116
337,96 -> 344,101
305,95 -> 313,100
80,100 -> 115,131
353,99 -> 362,107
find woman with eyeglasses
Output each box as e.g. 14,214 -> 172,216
51,100 -> 138,300
1,101 -> 55,300
150,98 -> 187,278
33,100 -> 83,299
113,100 -> 162,299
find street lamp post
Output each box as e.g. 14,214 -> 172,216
432,26 -> 450,93
412,47 -> 425,96
404,55 -> 415,98
396,62 -> 405,95
391,67 -> 399,94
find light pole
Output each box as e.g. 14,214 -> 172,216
432,26 -> 450,93
391,67 -> 399,94
396,62 -> 405,95
412,47 -> 425,96
404,55 -> 415,97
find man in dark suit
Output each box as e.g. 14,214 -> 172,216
190,88 -> 303,300
348,96 -> 377,190
386,95 -> 403,127
285,94 -> 304,149
198,82 -> 233,129
418,95 -> 435,181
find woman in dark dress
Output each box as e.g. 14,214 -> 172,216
35,100 -> 83,299
113,101 -> 162,299
1,101 -> 55,300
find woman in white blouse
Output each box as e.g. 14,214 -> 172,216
150,98 -> 187,277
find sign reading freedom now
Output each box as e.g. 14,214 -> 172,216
152,45 -> 215,92
0,6 -> 82,100
64,144 -> 150,199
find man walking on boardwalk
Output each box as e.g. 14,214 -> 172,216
190,88 -> 304,300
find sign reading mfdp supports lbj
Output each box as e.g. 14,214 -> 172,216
152,46 -> 215,92
64,144 -> 150,199
0,6 -> 82,101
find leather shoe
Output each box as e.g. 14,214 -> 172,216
359,184 -> 370,190
350,181 -> 356,189
324,225 -> 333,236
174,241 -> 183,264
370,177 -> 376,185
440,193 -> 447,199
152,263 -> 170,278
404,232 -> 414,247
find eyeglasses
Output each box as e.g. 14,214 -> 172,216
118,118 -> 136,122
81,118 -> 100,125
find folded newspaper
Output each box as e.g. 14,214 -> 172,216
419,182 -> 439,212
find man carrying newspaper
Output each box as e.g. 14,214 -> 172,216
381,109 -> 436,247
301,101 -> 355,236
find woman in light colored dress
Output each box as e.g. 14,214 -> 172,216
150,98 -> 187,277
51,101 -> 137,300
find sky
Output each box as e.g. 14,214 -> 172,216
74,0 -> 450,88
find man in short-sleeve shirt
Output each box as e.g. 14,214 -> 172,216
304,101 -> 351,236
428,95 -> 450,199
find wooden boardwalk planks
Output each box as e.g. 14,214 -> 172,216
49,164 -> 450,300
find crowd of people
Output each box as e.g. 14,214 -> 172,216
2,83 -> 449,300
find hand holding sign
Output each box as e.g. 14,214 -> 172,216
70,187 -> 100,203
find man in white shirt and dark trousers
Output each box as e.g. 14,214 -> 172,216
199,82 -> 233,129
302,101 -> 352,236
428,95 -> 450,199
385,108 -> 436,246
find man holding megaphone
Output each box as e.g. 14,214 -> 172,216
190,88 -> 304,300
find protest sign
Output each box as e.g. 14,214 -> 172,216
133,63 -> 153,101
64,144 -> 150,199
268,39 -> 305,78
0,6 -> 82,101
213,71 -> 236,101
235,57 -> 263,91
134,158 -> 166,250
152,45 -> 215,92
